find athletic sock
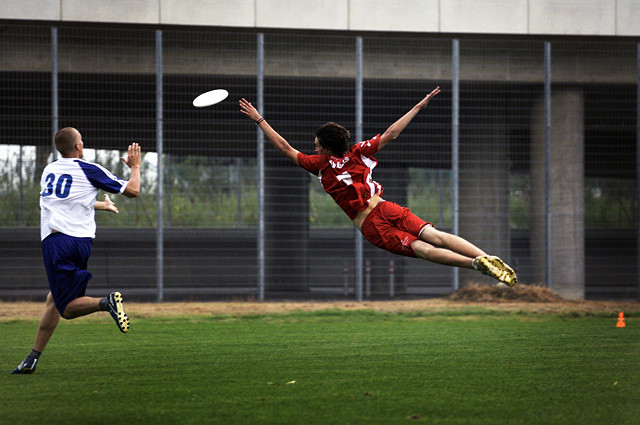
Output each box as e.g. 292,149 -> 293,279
99,296 -> 109,311
27,349 -> 41,360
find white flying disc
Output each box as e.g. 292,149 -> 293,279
193,89 -> 229,108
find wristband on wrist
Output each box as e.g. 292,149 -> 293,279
255,117 -> 264,125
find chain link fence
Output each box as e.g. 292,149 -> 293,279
0,23 -> 637,300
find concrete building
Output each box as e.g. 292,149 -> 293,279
1,1 -> 638,300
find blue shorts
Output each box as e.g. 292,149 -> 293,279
42,233 -> 93,315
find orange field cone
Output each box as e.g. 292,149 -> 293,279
616,312 -> 626,328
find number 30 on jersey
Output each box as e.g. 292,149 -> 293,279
42,173 -> 73,198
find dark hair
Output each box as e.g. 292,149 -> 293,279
54,127 -> 80,156
314,122 -> 350,157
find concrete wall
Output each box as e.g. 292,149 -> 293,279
1,29 -> 636,86
2,227 -> 635,301
1,0 -> 639,36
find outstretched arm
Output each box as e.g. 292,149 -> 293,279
239,98 -> 300,164
378,86 -> 441,150
120,143 -> 141,198
94,194 -> 119,214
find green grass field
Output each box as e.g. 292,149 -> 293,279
2,309 -> 639,425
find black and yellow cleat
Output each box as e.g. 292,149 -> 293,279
107,291 -> 130,333
472,255 -> 518,287
488,256 -> 518,286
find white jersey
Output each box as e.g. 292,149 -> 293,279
40,158 -> 128,240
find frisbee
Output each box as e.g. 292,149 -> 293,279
192,89 -> 229,108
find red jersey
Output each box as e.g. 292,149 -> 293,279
297,134 -> 383,220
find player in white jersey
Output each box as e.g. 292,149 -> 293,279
11,127 -> 141,374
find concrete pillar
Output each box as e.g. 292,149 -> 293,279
458,97 -> 510,284
531,89 -> 585,299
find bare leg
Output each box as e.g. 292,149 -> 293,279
419,226 -> 486,259
410,226 -> 488,268
14,292 -> 116,373
414,226 -> 518,285
62,296 -> 102,319
65,293 -> 130,333
33,292 -> 61,353
33,294 -> 101,352
411,239 -> 477,268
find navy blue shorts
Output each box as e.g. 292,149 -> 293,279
42,233 -> 93,315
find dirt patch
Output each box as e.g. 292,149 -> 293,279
446,282 -> 565,303
1,286 -> 639,322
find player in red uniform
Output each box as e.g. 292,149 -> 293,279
239,87 -> 517,286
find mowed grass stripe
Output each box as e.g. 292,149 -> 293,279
2,311 -> 638,425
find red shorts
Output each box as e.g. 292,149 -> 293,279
360,201 -> 432,258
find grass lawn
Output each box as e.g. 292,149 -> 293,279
1,309 -> 639,425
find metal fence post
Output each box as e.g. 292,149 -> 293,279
155,30 -> 164,302
355,36 -> 364,302
257,33 -> 265,301
51,27 -> 58,161
343,262 -> 349,296
40,27 -> 60,227
451,39 -> 460,291
544,41 -> 552,289
389,260 -> 395,297
236,158 -> 242,226
637,42 -> 640,300
365,260 -> 371,298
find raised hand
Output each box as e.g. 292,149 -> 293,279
121,143 -> 141,169
239,98 -> 263,123
416,86 -> 441,109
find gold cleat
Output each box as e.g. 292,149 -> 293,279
472,255 -> 518,287
488,256 -> 518,286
